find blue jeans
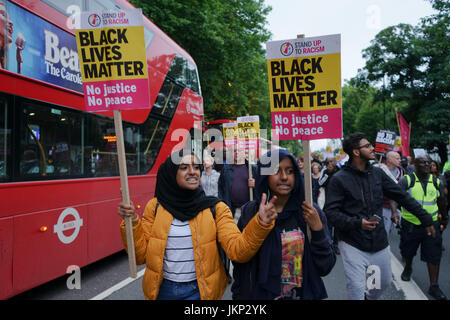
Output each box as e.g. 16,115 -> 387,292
156,279 -> 201,300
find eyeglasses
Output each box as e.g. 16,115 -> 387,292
358,143 -> 373,149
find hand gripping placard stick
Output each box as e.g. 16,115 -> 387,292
114,109 -> 137,278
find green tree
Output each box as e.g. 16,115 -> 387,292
130,0 -> 272,131
359,0 -> 449,161
279,140 -> 302,157
341,78 -> 401,143
342,78 -> 376,137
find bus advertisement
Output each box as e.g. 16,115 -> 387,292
0,0 -> 204,299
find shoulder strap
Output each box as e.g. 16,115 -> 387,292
210,204 -> 216,219
407,172 -> 415,189
432,175 -> 440,196
155,200 -> 160,216
432,175 -> 439,189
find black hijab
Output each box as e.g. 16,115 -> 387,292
155,150 -> 220,221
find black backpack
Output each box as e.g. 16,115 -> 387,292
444,171 -> 450,211
155,201 -> 232,284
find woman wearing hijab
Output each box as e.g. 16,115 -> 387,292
231,149 -> 336,300
117,150 -> 278,300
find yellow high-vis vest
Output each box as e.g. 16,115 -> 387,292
401,173 -> 440,225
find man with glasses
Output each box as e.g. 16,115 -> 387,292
398,155 -> 448,300
324,132 -> 436,300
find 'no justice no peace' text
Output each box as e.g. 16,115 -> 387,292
86,83 -> 137,108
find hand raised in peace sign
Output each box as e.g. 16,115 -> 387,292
258,193 -> 278,226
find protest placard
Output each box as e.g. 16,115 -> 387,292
374,130 -> 396,157
413,148 -> 427,158
237,116 -> 260,201
237,115 -> 260,151
266,34 -> 342,242
75,9 -> 150,278
76,9 -> 150,112
266,34 -> 342,141
223,122 -> 237,149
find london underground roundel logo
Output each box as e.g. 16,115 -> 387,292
88,14 -> 101,27
280,42 -> 293,56
53,208 -> 84,244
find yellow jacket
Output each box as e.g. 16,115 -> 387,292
120,198 -> 274,300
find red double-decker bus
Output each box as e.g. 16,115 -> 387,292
0,0 -> 204,299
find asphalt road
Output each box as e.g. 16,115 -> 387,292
11,226 -> 449,300
389,224 -> 450,300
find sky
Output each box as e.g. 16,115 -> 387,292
263,0 -> 437,151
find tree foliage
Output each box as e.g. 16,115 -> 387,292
342,78 -> 404,144
130,0 -> 272,129
357,0 -> 449,161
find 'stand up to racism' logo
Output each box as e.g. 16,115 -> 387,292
280,42 -> 293,56
88,13 -> 101,27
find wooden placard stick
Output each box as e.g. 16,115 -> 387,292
248,149 -> 254,201
114,109 -> 137,278
297,34 -> 312,242
244,113 -> 254,201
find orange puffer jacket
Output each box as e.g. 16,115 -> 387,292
120,198 -> 274,300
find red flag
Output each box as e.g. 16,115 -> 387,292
396,112 -> 410,157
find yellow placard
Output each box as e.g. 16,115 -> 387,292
267,53 -> 341,112
237,121 -> 260,140
223,126 -> 237,140
76,26 -> 148,82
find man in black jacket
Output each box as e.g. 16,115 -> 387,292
324,132 -> 435,300
218,147 -> 257,219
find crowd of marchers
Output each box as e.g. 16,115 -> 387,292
118,132 -> 449,300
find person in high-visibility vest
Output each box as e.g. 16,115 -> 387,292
443,160 -> 450,173
399,155 -> 448,300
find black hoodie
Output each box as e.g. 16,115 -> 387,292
231,149 -> 335,300
324,161 -> 433,252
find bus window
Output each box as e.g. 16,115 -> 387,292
167,55 -> 187,85
88,116 -> 119,177
122,124 -> 140,176
189,128 -> 203,162
41,0 -> 84,16
151,79 -> 183,119
166,56 -> 200,95
138,76 -> 185,172
187,62 -> 201,95
139,117 -> 169,173
86,115 -> 140,177
0,96 -> 10,180
19,101 -> 83,178
88,0 -> 122,11
143,26 -> 155,49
